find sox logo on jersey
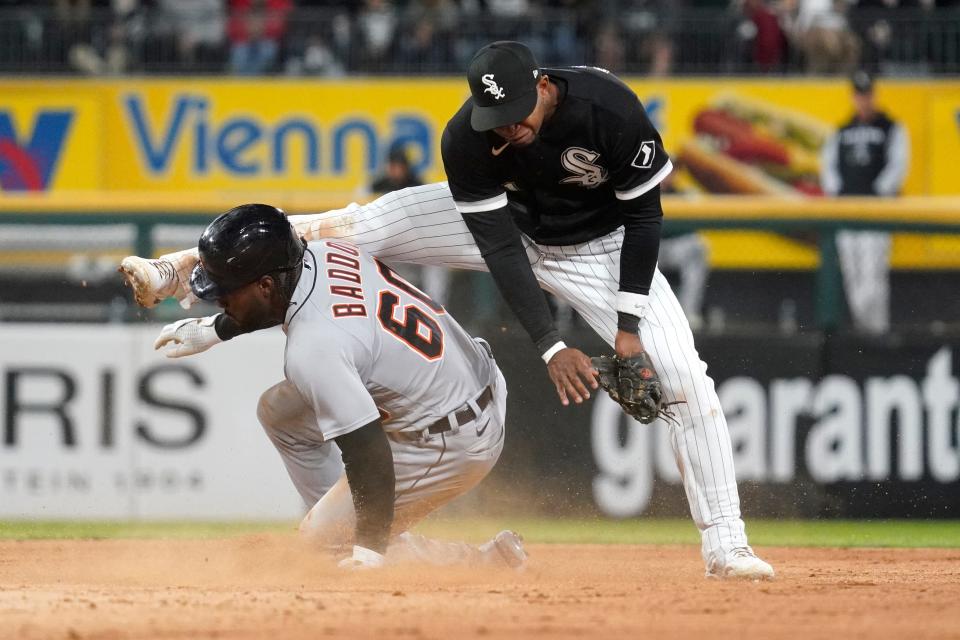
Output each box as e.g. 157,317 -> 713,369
560,147 -> 608,188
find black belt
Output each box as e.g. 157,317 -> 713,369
427,386 -> 494,435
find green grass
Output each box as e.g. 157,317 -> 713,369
417,517 -> 960,548
2,518 -> 959,548
0,520 -> 293,540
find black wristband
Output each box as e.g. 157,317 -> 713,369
534,329 -> 563,357
214,313 -> 243,341
617,311 -> 640,334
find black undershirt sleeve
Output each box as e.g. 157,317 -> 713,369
214,313 -> 243,341
332,419 -> 395,554
461,206 -> 562,355
616,186 -> 664,333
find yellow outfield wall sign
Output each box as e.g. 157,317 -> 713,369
0,78 -> 958,197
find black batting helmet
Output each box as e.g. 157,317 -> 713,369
190,203 -> 305,301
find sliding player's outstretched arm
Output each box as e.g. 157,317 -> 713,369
152,313 -> 247,358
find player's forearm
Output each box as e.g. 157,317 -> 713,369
617,188 -> 663,332
334,420 -> 396,554
462,207 -> 562,357
619,220 -> 661,295
484,246 -> 562,356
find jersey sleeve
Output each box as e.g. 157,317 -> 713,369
441,124 -> 508,213
606,96 -> 673,201
284,326 -> 379,442
875,122 -> 910,196
819,131 -> 841,196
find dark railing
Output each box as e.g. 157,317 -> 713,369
0,6 -> 958,76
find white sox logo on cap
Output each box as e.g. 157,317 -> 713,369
481,74 -> 506,100
468,41 -> 540,131
560,147 -> 608,188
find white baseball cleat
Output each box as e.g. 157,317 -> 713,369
706,546 -> 774,580
118,256 -> 179,308
480,530 -> 528,570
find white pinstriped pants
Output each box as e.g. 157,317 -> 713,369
837,230 -> 891,334
288,183 -> 748,564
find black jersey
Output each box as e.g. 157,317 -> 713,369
834,112 -> 901,195
441,66 -> 672,246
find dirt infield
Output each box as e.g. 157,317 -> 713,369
1,536 -> 958,639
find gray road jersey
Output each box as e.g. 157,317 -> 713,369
282,240 -> 496,441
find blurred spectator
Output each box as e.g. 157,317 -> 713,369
0,1 -> 44,70
53,0 -> 94,69
4,0 -> 960,75
369,143 -> 422,194
786,0 -> 861,73
733,0 -> 788,72
645,32 -> 675,75
396,0 -> 459,71
849,0 -> 956,74
820,71 -> 910,334
543,0 -> 587,65
850,0 -> 897,73
592,21 -> 626,71
155,0 -> 226,72
227,0 -> 292,75
289,0 -> 352,72
67,0 -> 147,75
284,33 -> 345,76
352,0 -> 398,72
611,0 -> 680,74
482,0 -> 551,57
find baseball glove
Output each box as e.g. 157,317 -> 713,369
592,353 -> 680,425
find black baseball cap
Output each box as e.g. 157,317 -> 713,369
467,41 -> 541,132
852,70 -> 874,94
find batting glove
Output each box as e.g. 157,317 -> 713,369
337,545 -> 386,570
154,315 -> 222,358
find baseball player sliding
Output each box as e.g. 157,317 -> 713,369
164,203 -> 526,570
121,41 -> 773,579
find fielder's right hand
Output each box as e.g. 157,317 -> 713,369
546,347 -> 599,406
154,315 -> 222,358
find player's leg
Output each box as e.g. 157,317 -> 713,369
642,275 -> 771,577
533,231 -> 772,579
390,371 -> 507,533
256,380 -> 345,507
120,183 -> 486,309
387,368 -> 520,567
863,231 -> 892,333
299,368 -> 523,567
257,380 -> 358,551
295,183 -> 486,271
837,230 -> 891,334
118,247 -> 198,309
